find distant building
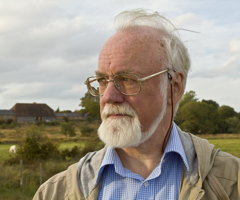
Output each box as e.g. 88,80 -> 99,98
55,112 -> 86,121
0,103 -> 86,123
11,103 -> 56,123
0,110 -> 16,121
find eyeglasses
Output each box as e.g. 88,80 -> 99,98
85,68 -> 169,96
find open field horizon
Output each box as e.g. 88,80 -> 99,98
0,122 -> 239,199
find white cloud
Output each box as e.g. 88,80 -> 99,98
186,76 -> 240,112
0,0 -> 240,111
229,39 -> 240,53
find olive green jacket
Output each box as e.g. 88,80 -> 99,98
33,129 -> 240,200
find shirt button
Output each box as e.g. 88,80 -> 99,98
144,181 -> 149,187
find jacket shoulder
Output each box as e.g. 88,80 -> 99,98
212,150 -> 240,182
33,163 -> 80,200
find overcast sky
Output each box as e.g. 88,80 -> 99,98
0,0 -> 240,112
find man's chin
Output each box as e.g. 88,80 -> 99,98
98,121 -> 143,148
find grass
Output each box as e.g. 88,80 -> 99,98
208,138 -> 240,157
59,141 -> 85,150
0,123 -> 239,200
0,138 -> 238,199
0,160 -> 77,200
0,185 -> 38,200
199,134 -> 240,158
0,144 -> 13,161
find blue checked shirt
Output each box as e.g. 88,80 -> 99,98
97,123 -> 189,200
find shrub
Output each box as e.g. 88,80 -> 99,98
16,129 -> 60,163
80,126 -> 95,136
61,146 -> 81,160
61,122 -> 76,137
0,119 -> 17,129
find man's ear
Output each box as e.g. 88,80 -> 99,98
167,71 -> 184,105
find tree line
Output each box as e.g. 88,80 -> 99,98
80,91 -> 240,134
175,91 -> 240,134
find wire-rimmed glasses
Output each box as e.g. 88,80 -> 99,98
85,69 -> 169,96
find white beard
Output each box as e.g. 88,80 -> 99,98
98,94 -> 167,148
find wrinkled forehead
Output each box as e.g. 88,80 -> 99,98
98,27 -> 168,73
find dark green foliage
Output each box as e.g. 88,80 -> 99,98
80,125 -> 95,136
80,140 -> 104,156
61,146 -> 81,160
80,92 -> 100,121
175,91 -> 240,134
16,129 -> 60,163
55,107 -> 60,113
218,105 -> 237,119
176,101 -> 218,134
61,122 -> 76,137
0,119 -> 17,129
63,116 -> 69,122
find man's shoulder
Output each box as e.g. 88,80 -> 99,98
212,149 -> 240,181
33,162 -> 80,200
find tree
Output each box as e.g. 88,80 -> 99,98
176,91 -> 240,134
176,101 -> 218,134
80,92 -> 100,120
178,90 -> 198,108
217,105 -> 238,133
225,117 -> 240,133
202,99 -> 219,109
218,105 -> 237,120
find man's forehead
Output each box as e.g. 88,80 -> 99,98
101,27 -> 165,50
97,26 -> 167,75
99,27 -> 166,61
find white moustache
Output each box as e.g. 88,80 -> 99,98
101,104 -> 137,120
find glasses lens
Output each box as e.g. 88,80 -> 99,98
114,74 -> 140,95
86,77 -> 108,96
86,74 -> 140,96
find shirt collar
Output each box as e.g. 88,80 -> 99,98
97,123 -> 189,183
164,123 -> 190,171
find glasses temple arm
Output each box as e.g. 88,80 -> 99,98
138,69 -> 169,82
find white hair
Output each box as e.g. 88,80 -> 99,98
114,9 -> 191,93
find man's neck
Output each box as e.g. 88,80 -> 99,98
115,125 -> 168,179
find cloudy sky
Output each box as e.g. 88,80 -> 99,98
0,0 -> 240,112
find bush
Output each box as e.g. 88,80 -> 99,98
0,119 -> 17,129
61,146 -> 81,160
16,129 -> 60,163
80,126 -> 95,136
61,122 -> 76,137
80,140 -> 104,157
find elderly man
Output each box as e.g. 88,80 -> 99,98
34,9 -> 240,200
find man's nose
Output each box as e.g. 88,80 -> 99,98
100,81 -> 125,104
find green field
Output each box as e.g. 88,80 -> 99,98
59,141 -> 85,150
208,138 -> 240,157
0,141 -> 96,162
1,137 -> 239,162
0,134 -> 239,200
0,144 -> 13,160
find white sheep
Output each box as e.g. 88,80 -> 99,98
9,145 -> 17,153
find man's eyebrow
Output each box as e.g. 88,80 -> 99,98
95,71 -> 106,76
95,70 -> 144,76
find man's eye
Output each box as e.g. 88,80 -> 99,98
97,78 -> 106,83
97,78 -> 108,86
118,76 -> 135,82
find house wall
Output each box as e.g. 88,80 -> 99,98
16,116 -> 56,123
